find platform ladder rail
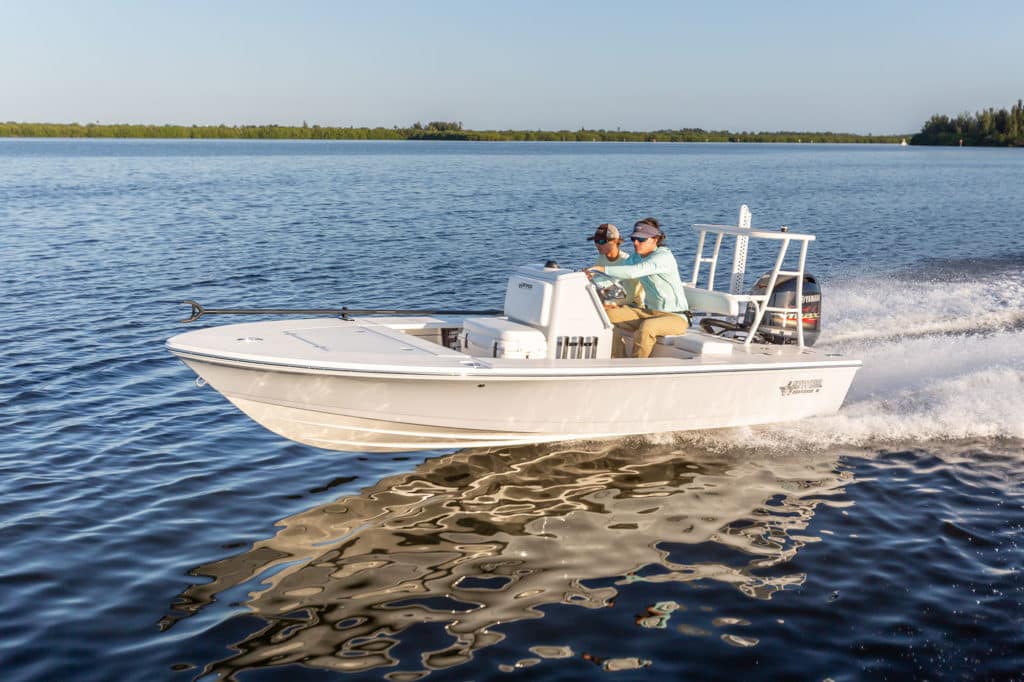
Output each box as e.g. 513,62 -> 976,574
688,221 -> 817,348
689,206 -> 752,295
730,204 -> 752,294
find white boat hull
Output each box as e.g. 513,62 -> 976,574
175,331 -> 859,452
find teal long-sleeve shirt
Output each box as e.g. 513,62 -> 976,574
602,247 -> 689,313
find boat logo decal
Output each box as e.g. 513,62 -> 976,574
779,378 -> 823,396
518,282 -> 534,289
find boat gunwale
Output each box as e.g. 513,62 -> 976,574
167,344 -> 862,379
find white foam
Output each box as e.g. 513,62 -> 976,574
679,269 -> 1024,452
821,269 -> 1024,346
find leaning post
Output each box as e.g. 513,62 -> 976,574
730,204 -> 751,294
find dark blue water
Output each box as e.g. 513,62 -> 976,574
1,139 -> 1022,681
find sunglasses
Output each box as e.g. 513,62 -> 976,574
594,238 -> 610,245
631,236 -> 651,243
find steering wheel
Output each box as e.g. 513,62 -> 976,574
587,270 -> 628,303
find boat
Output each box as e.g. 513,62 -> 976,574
167,206 -> 861,452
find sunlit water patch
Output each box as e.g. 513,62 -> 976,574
159,443 -> 1023,680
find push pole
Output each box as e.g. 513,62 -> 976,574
179,300 -> 502,323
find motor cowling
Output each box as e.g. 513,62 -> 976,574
742,273 -> 821,345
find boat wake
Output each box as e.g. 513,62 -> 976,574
669,261 -> 1024,453
823,266 -> 1024,344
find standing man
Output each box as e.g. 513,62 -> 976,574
589,218 -> 690,358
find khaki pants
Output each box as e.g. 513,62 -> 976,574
606,306 -> 689,358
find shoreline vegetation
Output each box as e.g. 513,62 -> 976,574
4,100 -> 1021,145
1,121 -> 904,144
910,99 -> 1024,147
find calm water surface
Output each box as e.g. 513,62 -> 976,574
1,140 -> 1022,681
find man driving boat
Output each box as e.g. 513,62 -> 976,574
588,223 -> 644,307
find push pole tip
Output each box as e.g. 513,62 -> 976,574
180,300 -> 206,323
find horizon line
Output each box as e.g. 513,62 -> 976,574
1,121 -> 913,137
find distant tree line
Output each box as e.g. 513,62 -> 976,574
911,99 -> 1024,146
0,120 -> 905,144
0,122 -> 406,140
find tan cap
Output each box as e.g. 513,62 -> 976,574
587,223 -> 621,242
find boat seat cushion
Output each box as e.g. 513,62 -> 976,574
660,333 -> 733,355
682,286 -> 752,316
618,327 -> 734,356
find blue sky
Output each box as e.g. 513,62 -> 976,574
3,0 -> 1022,134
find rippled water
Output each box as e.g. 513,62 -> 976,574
1,139 -> 1022,681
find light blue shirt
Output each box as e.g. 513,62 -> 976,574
602,247 -> 689,313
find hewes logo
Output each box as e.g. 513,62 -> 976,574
779,378 -> 823,396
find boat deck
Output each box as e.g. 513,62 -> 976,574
167,316 -> 860,377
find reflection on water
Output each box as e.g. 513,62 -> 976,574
163,442 -> 852,679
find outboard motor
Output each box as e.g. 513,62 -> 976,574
742,273 -> 821,346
